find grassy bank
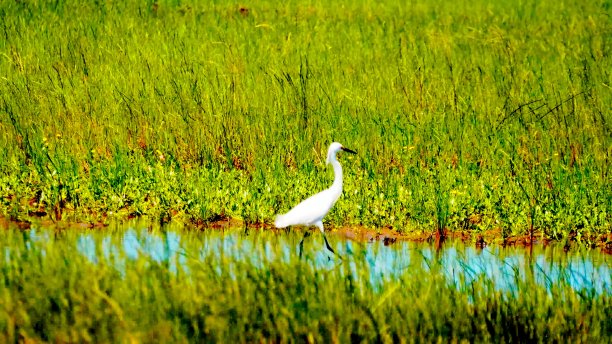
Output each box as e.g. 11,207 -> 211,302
0,0 -> 610,242
0,226 -> 610,342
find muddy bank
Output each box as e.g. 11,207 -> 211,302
2,215 -> 610,254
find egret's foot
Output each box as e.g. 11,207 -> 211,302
323,234 -> 342,260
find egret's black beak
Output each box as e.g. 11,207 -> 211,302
341,147 -> 357,154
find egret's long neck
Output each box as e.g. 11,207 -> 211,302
329,158 -> 343,200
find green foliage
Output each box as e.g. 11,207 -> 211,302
0,0 -> 610,240
0,227 -> 609,342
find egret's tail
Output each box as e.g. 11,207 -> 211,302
274,214 -> 289,228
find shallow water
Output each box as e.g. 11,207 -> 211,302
25,224 -> 611,295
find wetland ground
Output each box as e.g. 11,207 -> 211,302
0,0 -> 610,247
0,0 -> 611,341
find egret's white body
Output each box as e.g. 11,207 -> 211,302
275,142 -> 356,254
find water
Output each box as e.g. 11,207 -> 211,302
25,224 -> 612,295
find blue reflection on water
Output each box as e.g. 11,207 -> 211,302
66,227 -> 612,294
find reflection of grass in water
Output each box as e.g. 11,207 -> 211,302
1,226 -> 610,342
0,0 -> 610,244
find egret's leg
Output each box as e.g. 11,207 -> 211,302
298,231 -> 311,259
323,235 -> 336,254
315,221 -> 340,258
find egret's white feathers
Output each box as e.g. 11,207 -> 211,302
274,142 -> 355,238
274,189 -> 336,232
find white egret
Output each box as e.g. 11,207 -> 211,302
274,142 -> 357,256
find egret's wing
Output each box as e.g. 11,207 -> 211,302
275,190 -> 334,228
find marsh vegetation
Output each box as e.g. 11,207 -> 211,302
0,223 -> 610,342
0,0 -> 610,246
0,0 -> 611,341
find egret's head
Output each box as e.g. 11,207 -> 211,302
326,142 -> 357,164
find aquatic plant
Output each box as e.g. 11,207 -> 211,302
0,226 -> 609,342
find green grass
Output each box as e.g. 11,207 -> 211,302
0,225 -> 610,342
0,0 -> 610,243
